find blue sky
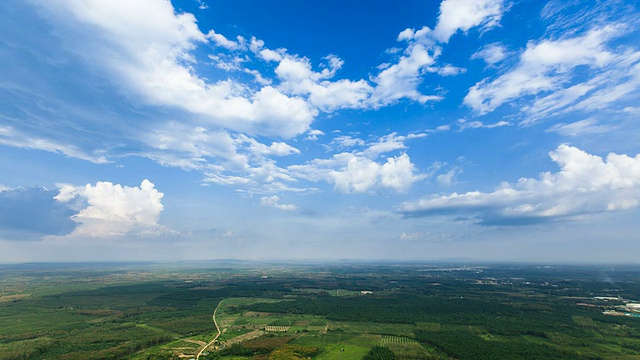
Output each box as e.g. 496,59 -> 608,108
1,0 -> 640,262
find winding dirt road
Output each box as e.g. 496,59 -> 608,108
196,299 -> 224,360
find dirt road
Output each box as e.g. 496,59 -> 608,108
196,299 -> 224,360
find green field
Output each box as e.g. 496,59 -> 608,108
1,262 -> 640,359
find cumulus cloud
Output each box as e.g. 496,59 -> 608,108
290,152 -> 424,193
54,180 -> 166,237
399,145 -> 640,225
288,132 -> 435,193
260,195 -> 297,211
332,153 -> 423,193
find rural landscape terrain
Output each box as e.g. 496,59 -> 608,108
2,1 -> 640,359
1,261 -> 640,359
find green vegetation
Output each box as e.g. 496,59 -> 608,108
363,346 -> 396,360
1,262 -> 640,359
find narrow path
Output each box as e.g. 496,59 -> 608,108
196,299 -> 224,360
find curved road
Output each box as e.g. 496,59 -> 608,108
196,299 -> 224,360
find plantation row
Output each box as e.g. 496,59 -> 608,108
380,336 -> 416,345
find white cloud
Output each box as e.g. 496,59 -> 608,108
305,129 -> 325,141
568,61 -> 640,113
624,106 -> 640,115
457,119 -> 510,131
206,29 -> 239,50
138,122 -> 308,194
203,173 -> 253,186
275,55 -> 374,111
208,54 -> 245,71
329,155 -> 380,193
35,0 -> 316,138
267,142 -> 301,157
259,48 -> 284,62
378,154 -> 425,192
436,64 -> 467,76
196,0 -> 208,10
433,0 -> 506,43
0,126 -> 108,164
407,133 -> 428,139
399,232 -> 422,240
248,161 -> 298,185
236,134 -> 300,157
400,145 -> 640,225
244,68 -> 271,85
369,43 -> 443,107
464,25 -> 633,116
471,42 -> 508,65
546,118 -> 612,137
27,0 -> 508,146
141,125 -> 311,195
54,180 -> 166,237
287,132 -> 432,193
152,130 -> 305,193
367,0 -> 504,108
358,133 -> 407,159
260,195 -> 297,211
290,152 -> 424,193
436,167 -> 461,186
248,37 -> 285,62
143,123 -> 247,171
54,185 -> 79,203
332,135 -> 366,149
12,0 -> 535,197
